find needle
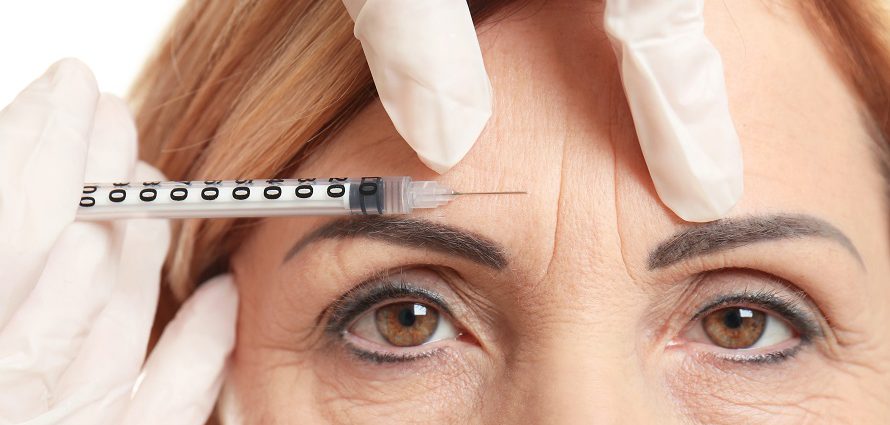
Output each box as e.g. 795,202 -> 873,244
452,191 -> 527,195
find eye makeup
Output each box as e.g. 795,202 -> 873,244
691,290 -> 823,343
325,279 -> 453,334
323,275 -> 462,363
679,278 -> 826,365
344,345 -> 445,364
322,267 -> 828,368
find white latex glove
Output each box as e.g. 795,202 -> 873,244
604,0 -> 743,222
0,59 -> 238,425
342,0 -> 743,222
342,0 -> 492,174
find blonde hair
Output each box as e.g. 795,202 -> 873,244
131,0 -> 890,300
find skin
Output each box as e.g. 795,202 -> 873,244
221,0 -> 890,423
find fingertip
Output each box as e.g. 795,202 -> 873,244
127,275 -> 238,422
49,58 -> 98,91
353,0 -> 492,175
84,93 -> 138,182
418,154 -> 452,175
658,171 -> 744,222
341,0 -> 367,21
4,58 -> 99,119
6,58 -> 100,148
171,274 -> 238,351
30,58 -> 100,167
413,114 -> 488,174
44,58 -> 100,124
190,274 -> 239,327
411,99 -> 491,175
132,160 -> 168,183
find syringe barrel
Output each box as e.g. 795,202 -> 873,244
75,177 -> 415,220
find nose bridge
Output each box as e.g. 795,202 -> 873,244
487,95 -> 666,421
516,330 -> 660,424
486,246 -> 673,424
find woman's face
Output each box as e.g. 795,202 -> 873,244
224,0 -> 890,422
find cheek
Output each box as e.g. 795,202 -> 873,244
229,344 -> 490,423
318,348 -> 488,420
229,224 -> 496,423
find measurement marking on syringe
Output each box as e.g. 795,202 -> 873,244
141,189 -> 157,201
75,177 -> 525,220
201,188 -> 218,200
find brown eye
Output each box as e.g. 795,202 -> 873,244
374,302 -> 439,347
702,307 -> 766,349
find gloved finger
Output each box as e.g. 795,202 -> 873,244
48,93 -> 141,400
343,0 -> 491,173
0,93 -> 140,420
15,164 -> 169,425
604,0 -> 743,222
83,94 -> 138,183
0,58 -> 99,327
0,221 -> 112,422
52,158 -> 169,424
52,162 -> 169,422
124,274 -> 238,425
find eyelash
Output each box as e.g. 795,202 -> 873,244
688,289 -> 823,364
324,274 -> 824,366
345,346 -> 444,364
325,280 -> 457,363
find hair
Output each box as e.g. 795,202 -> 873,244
801,1 -> 890,193
130,0 -> 890,301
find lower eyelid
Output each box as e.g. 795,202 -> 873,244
684,338 -> 807,365
340,331 -> 460,364
344,343 -> 443,364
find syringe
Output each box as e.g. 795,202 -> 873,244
76,176 -> 524,220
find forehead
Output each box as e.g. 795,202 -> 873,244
282,0 -> 885,276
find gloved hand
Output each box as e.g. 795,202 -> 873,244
341,0 -> 743,222
604,0 -> 743,222
0,59 -> 238,425
341,0 -> 492,174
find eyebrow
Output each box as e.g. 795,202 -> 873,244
282,216 -> 508,269
647,214 -> 863,269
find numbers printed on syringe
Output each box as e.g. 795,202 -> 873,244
78,177 -> 359,207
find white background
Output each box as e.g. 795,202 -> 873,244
0,1 -> 184,106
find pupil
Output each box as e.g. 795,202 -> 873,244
398,306 -> 417,327
723,309 -> 743,329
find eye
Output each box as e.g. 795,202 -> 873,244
701,307 -> 792,349
347,300 -> 459,348
684,306 -> 797,351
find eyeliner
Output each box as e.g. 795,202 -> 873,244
693,289 -> 824,343
324,279 -> 452,334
